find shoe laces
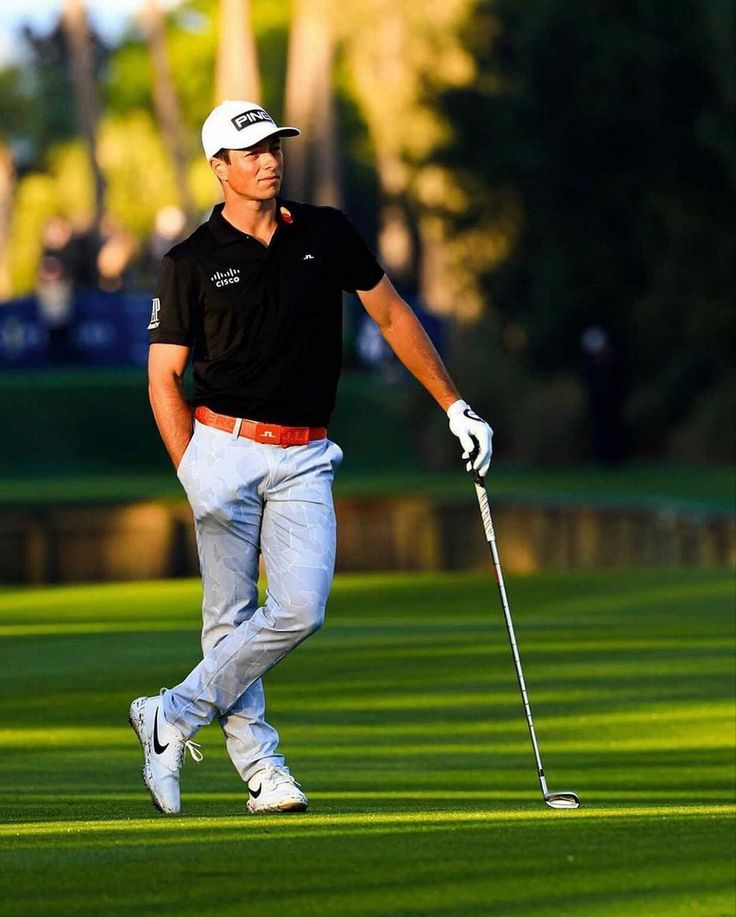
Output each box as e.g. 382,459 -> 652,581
158,689 -> 203,767
175,739 -> 204,768
268,765 -> 301,789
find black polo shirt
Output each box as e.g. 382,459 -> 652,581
148,201 -> 384,426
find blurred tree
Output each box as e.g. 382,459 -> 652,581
338,0 -> 515,318
18,27 -> 80,158
5,0 -> 291,294
61,0 -> 106,227
12,12 -> 107,168
0,145 -> 14,299
283,0 -> 341,206
8,115 -> 183,292
143,0 -> 196,220
98,113 -> 184,236
2,0 -> 732,464
436,0 -> 735,461
8,143 -> 94,293
0,66 -> 24,300
215,0 -> 261,102
106,1 -> 215,129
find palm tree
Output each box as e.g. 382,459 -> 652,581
61,0 -> 106,228
142,0 -> 195,221
215,0 -> 261,103
339,0 -> 489,315
283,0 -> 341,206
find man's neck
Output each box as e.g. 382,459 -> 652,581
221,197 -> 278,246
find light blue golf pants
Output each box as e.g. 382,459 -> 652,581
162,419 -> 342,782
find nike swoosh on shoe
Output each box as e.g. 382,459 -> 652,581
153,708 -> 170,755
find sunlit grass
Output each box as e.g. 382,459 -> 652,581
0,569 -> 734,915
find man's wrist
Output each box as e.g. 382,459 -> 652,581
446,398 -> 468,418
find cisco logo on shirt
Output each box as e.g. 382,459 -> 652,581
211,268 -> 241,288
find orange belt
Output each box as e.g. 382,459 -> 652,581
194,406 -> 327,447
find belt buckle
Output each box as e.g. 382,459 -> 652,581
255,423 -> 280,444
280,427 -> 309,447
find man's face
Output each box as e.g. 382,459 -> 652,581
216,137 -> 284,200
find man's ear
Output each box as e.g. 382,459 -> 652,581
210,157 -> 228,183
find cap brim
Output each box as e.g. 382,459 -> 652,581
204,123 -> 300,159
229,125 -> 300,151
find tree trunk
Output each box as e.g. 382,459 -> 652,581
215,0 -> 261,103
61,0 -> 106,228
0,143 -> 15,299
143,0 -> 195,220
344,9 -> 415,283
284,0 -> 341,206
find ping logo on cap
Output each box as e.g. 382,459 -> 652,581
231,108 -> 275,131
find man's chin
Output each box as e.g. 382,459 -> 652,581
233,183 -> 281,202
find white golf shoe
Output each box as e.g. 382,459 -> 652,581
246,765 -> 308,814
129,694 -> 203,815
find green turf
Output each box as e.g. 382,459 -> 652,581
0,368 -> 416,478
1,367 -> 734,513
0,569 -> 734,915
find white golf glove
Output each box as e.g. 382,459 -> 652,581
447,399 -> 493,477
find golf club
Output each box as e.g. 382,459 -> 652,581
469,459 -> 580,810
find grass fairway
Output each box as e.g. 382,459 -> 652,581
0,569 -> 734,916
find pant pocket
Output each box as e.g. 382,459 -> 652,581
326,438 -> 344,469
176,422 -> 200,483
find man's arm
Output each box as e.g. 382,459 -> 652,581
357,275 -> 459,410
357,275 -> 493,475
148,343 -> 193,469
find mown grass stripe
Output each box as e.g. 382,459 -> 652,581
0,568 -> 733,916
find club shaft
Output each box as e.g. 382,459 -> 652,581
473,477 -> 550,799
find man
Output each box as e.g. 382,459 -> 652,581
130,100 -> 493,815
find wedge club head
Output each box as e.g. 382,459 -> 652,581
544,792 -> 581,809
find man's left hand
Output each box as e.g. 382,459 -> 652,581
447,399 -> 493,477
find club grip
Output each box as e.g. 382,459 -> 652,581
469,436 -> 485,485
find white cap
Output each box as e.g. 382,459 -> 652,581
201,100 -> 300,160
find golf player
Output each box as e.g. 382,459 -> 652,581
130,101 -> 493,815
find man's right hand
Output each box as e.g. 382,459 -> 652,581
148,343 -> 194,470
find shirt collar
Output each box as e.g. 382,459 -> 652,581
208,202 -> 246,245
208,200 -> 297,245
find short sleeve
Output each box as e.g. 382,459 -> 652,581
147,254 -> 198,346
334,212 -> 384,294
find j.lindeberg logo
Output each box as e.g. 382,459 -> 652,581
211,268 -> 241,287
231,108 -> 274,131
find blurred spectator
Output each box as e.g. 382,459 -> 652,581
97,215 -> 139,292
35,215 -> 76,363
356,314 -> 392,371
136,205 -> 187,289
580,325 -> 625,464
151,206 -> 187,260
